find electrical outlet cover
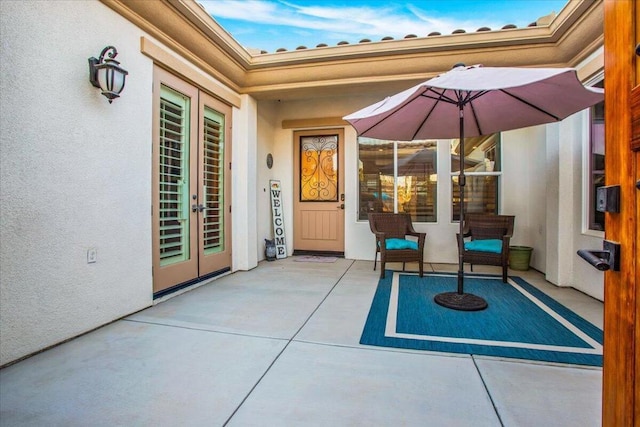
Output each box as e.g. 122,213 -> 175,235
87,248 -> 97,263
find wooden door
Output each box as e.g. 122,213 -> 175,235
293,129 -> 345,253
602,0 -> 638,424
152,67 -> 232,295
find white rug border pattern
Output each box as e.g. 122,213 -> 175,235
384,272 -> 602,355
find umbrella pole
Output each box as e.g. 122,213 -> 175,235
434,101 -> 488,311
457,104 -> 466,295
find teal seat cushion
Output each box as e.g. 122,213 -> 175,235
384,238 -> 418,250
464,239 -> 503,253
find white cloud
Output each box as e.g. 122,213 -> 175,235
201,0 -> 483,39
200,0 -> 279,21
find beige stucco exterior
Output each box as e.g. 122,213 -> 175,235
0,0 -> 604,366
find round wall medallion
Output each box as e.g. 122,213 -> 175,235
266,153 -> 273,169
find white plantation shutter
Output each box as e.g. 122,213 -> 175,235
202,107 -> 225,254
158,86 -> 191,266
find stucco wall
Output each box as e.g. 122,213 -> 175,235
232,95 -> 259,271
502,126 -> 547,269
255,101 -> 280,260
0,1 -> 156,366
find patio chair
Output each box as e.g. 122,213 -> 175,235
368,213 -> 426,279
457,213 -> 515,282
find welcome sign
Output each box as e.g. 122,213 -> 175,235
269,180 -> 287,259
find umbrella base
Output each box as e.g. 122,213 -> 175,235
434,292 -> 488,311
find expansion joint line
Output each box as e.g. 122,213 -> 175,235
222,259 -> 356,426
472,355 -> 505,427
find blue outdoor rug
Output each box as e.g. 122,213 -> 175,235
360,272 -> 603,367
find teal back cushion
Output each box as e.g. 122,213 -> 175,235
464,239 -> 503,253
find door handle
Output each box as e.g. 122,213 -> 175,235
577,240 -> 620,271
337,204 -> 345,210
577,250 -> 611,271
192,204 -> 206,212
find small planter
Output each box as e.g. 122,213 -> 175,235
509,246 -> 533,271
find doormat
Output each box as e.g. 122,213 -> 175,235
360,272 -> 603,367
293,255 -> 338,263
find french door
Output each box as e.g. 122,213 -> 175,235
152,67 -> 232,294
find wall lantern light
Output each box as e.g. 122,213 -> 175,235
88,46 -> 128,103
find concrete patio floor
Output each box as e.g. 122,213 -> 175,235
0,259 -> 603,426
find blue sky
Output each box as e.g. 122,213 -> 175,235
201,0 -> 569,53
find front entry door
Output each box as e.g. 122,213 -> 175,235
293,129 -> 345,253
152,67 -> 232,294
602,0 -> 638,424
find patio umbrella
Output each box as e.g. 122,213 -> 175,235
344,64 -> 603,311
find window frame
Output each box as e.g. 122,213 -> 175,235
356,138 -> 438,223
449,134 -> 502,222
581,73 -> 605,237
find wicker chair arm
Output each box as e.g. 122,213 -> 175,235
406,222 -> 427,243
373,231 -> 387,240
373,232 -> 387,253
409,232 -> 426,250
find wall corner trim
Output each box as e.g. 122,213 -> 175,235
140,36 -> 241,108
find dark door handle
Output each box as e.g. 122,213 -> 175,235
577,240 -> 620,271
577,250 -> 610,271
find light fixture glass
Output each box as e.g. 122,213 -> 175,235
88,46 -> 128,103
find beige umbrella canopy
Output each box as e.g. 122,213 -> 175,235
344,64 -> 604,311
